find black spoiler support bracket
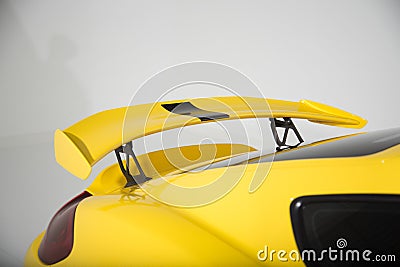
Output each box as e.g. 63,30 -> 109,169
115,141 -> 151,187
270,118 -> 304,151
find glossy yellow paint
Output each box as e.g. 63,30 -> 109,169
54,129 -> 93,179
54,97 -> 367,179
86,143 -> 256,195
28,96 -> 378,266
26,144 -> 400,267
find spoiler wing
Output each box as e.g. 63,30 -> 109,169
55,97 -> 367,179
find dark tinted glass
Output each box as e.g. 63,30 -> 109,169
291,195 -> 400,267
259,127 -> 400,163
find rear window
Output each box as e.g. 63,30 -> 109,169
252,127 -> 400,163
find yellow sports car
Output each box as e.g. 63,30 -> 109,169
25,97 -> 400,267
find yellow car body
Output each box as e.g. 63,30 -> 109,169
25,97 -> 400,267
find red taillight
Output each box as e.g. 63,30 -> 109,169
38,191 -> 91,265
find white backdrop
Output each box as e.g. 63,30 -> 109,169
1,0 -> 400,266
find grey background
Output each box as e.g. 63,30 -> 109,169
1,0 -> 400,266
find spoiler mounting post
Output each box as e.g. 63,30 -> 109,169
115,141 -> 151,187
270,118 -> 304,151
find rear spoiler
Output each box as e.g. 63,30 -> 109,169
54,97 -> 367,179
